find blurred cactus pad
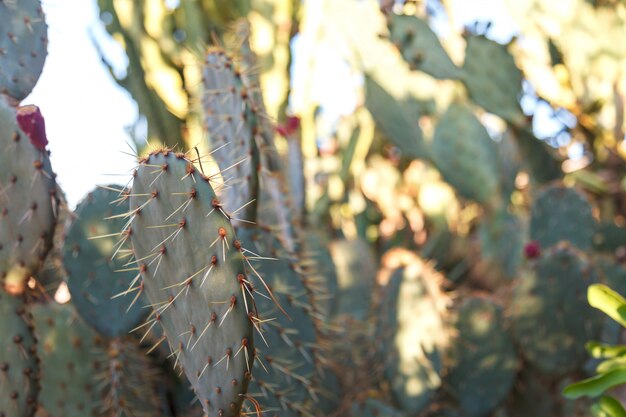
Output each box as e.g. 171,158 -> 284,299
4,0 -> 626,416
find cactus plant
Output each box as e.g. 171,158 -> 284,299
0,98 -> 57,295
128,149 -> 255,417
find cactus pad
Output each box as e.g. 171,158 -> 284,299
511,243 -> 601,375
129,149 -> 254,417
461,35 -> 525,126
0,290 -> 38,417
378,250 -> 451,415
63,186 -> 148,338
0,98 -> 57,294
237,227 -> 319,417
0,0 -> 48,101
530,183 -> 594,251
32,302 -> 101,417
448,297 -> 517,417
478,210 -> 524,279
388,14 -> 461,80
432,103 -> 500,206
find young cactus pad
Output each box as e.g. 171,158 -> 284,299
63,185 -> 148,338
0,291 -> 38,417
0,0 -> 48,101
128,149 -> 254,417
0,98 -> 57,294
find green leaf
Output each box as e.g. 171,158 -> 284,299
592,396 -> 626,417
563,369 -> 626,399
587,342 -> 626,359
598,356 -> 626,374
588,284 -> 626,327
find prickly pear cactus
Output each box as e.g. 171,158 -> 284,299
128,149 -> 254,417
377,249 -> 451,415
388,14 -> 460,80
202,48 -> 260,223
32,302 -> 101,417
461,34 -> 525,126
530,183 -> 595,251
478,209 -> 524,279
63,186 -> 147,338
0,98 -> 57,294
448,297 -> 517,417
0,291 -> 38,417
511,243 -> 601,375
0,0 -> 48,101
432,103 -> 500,206
237,227 -> 320,417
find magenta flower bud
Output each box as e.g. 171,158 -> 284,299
16,105 -> 48,150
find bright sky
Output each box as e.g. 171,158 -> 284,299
26,0 -> 520,209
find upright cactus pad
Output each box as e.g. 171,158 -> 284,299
432,103 -> 500,206
478,209 -> 524,279
461,35 -> 525,126
0,0 -> 48,101
202,48 -> 259,223
63,186 -> 148,338
388,14 -> 461,80
0,291 -> 38,417
0,98 -> 57,294
238,227 -> 319,417
530,183 -> 594,251
378,250 -> 451,415
32,302 -> 101,417
511,243 -> 601,375
129,150 -> 254,417
448,297 -> 517,417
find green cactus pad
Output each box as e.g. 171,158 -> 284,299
63,186 -> 148,338
99,338 -> 166,417
388,14 -> 461,80
350,398 -> 406,417
237,227 -> 319,417
129,150 -> 254,417
478,210 -> 524,279
0,0 -> 48,101
448,297 -> 517,417
510,127 -> 561,184
0,291 -> 38,417
299,230 -> 338,318
202,48 -> 260,223
378,252 -> 451,415
530,183 -> 595,251
0,98 -> 57,294
364,76 -> 430,160
593,222 -> 626,253
461,35 -> 525,126
432,103 -> 500,206
511,243 -> 601,375
32,302 -> 102,417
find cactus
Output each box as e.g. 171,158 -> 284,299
63,186 -> 148,338
128,149 -> 255,417
237,227 -> 320,417
461,34 -> 526,126
377,249 -> 451,415
478,209 -> 524,279
32,302 -> 101,417
448,297 -> 517,417
0,290 -> 38,417
511,243 -> 601,375
388,14 -> 461,80
530,183 -> 595,251
350,398 -> 406,417
432,102 -> 500,207
0,0 -> 48,101
0,99 -> 57,295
